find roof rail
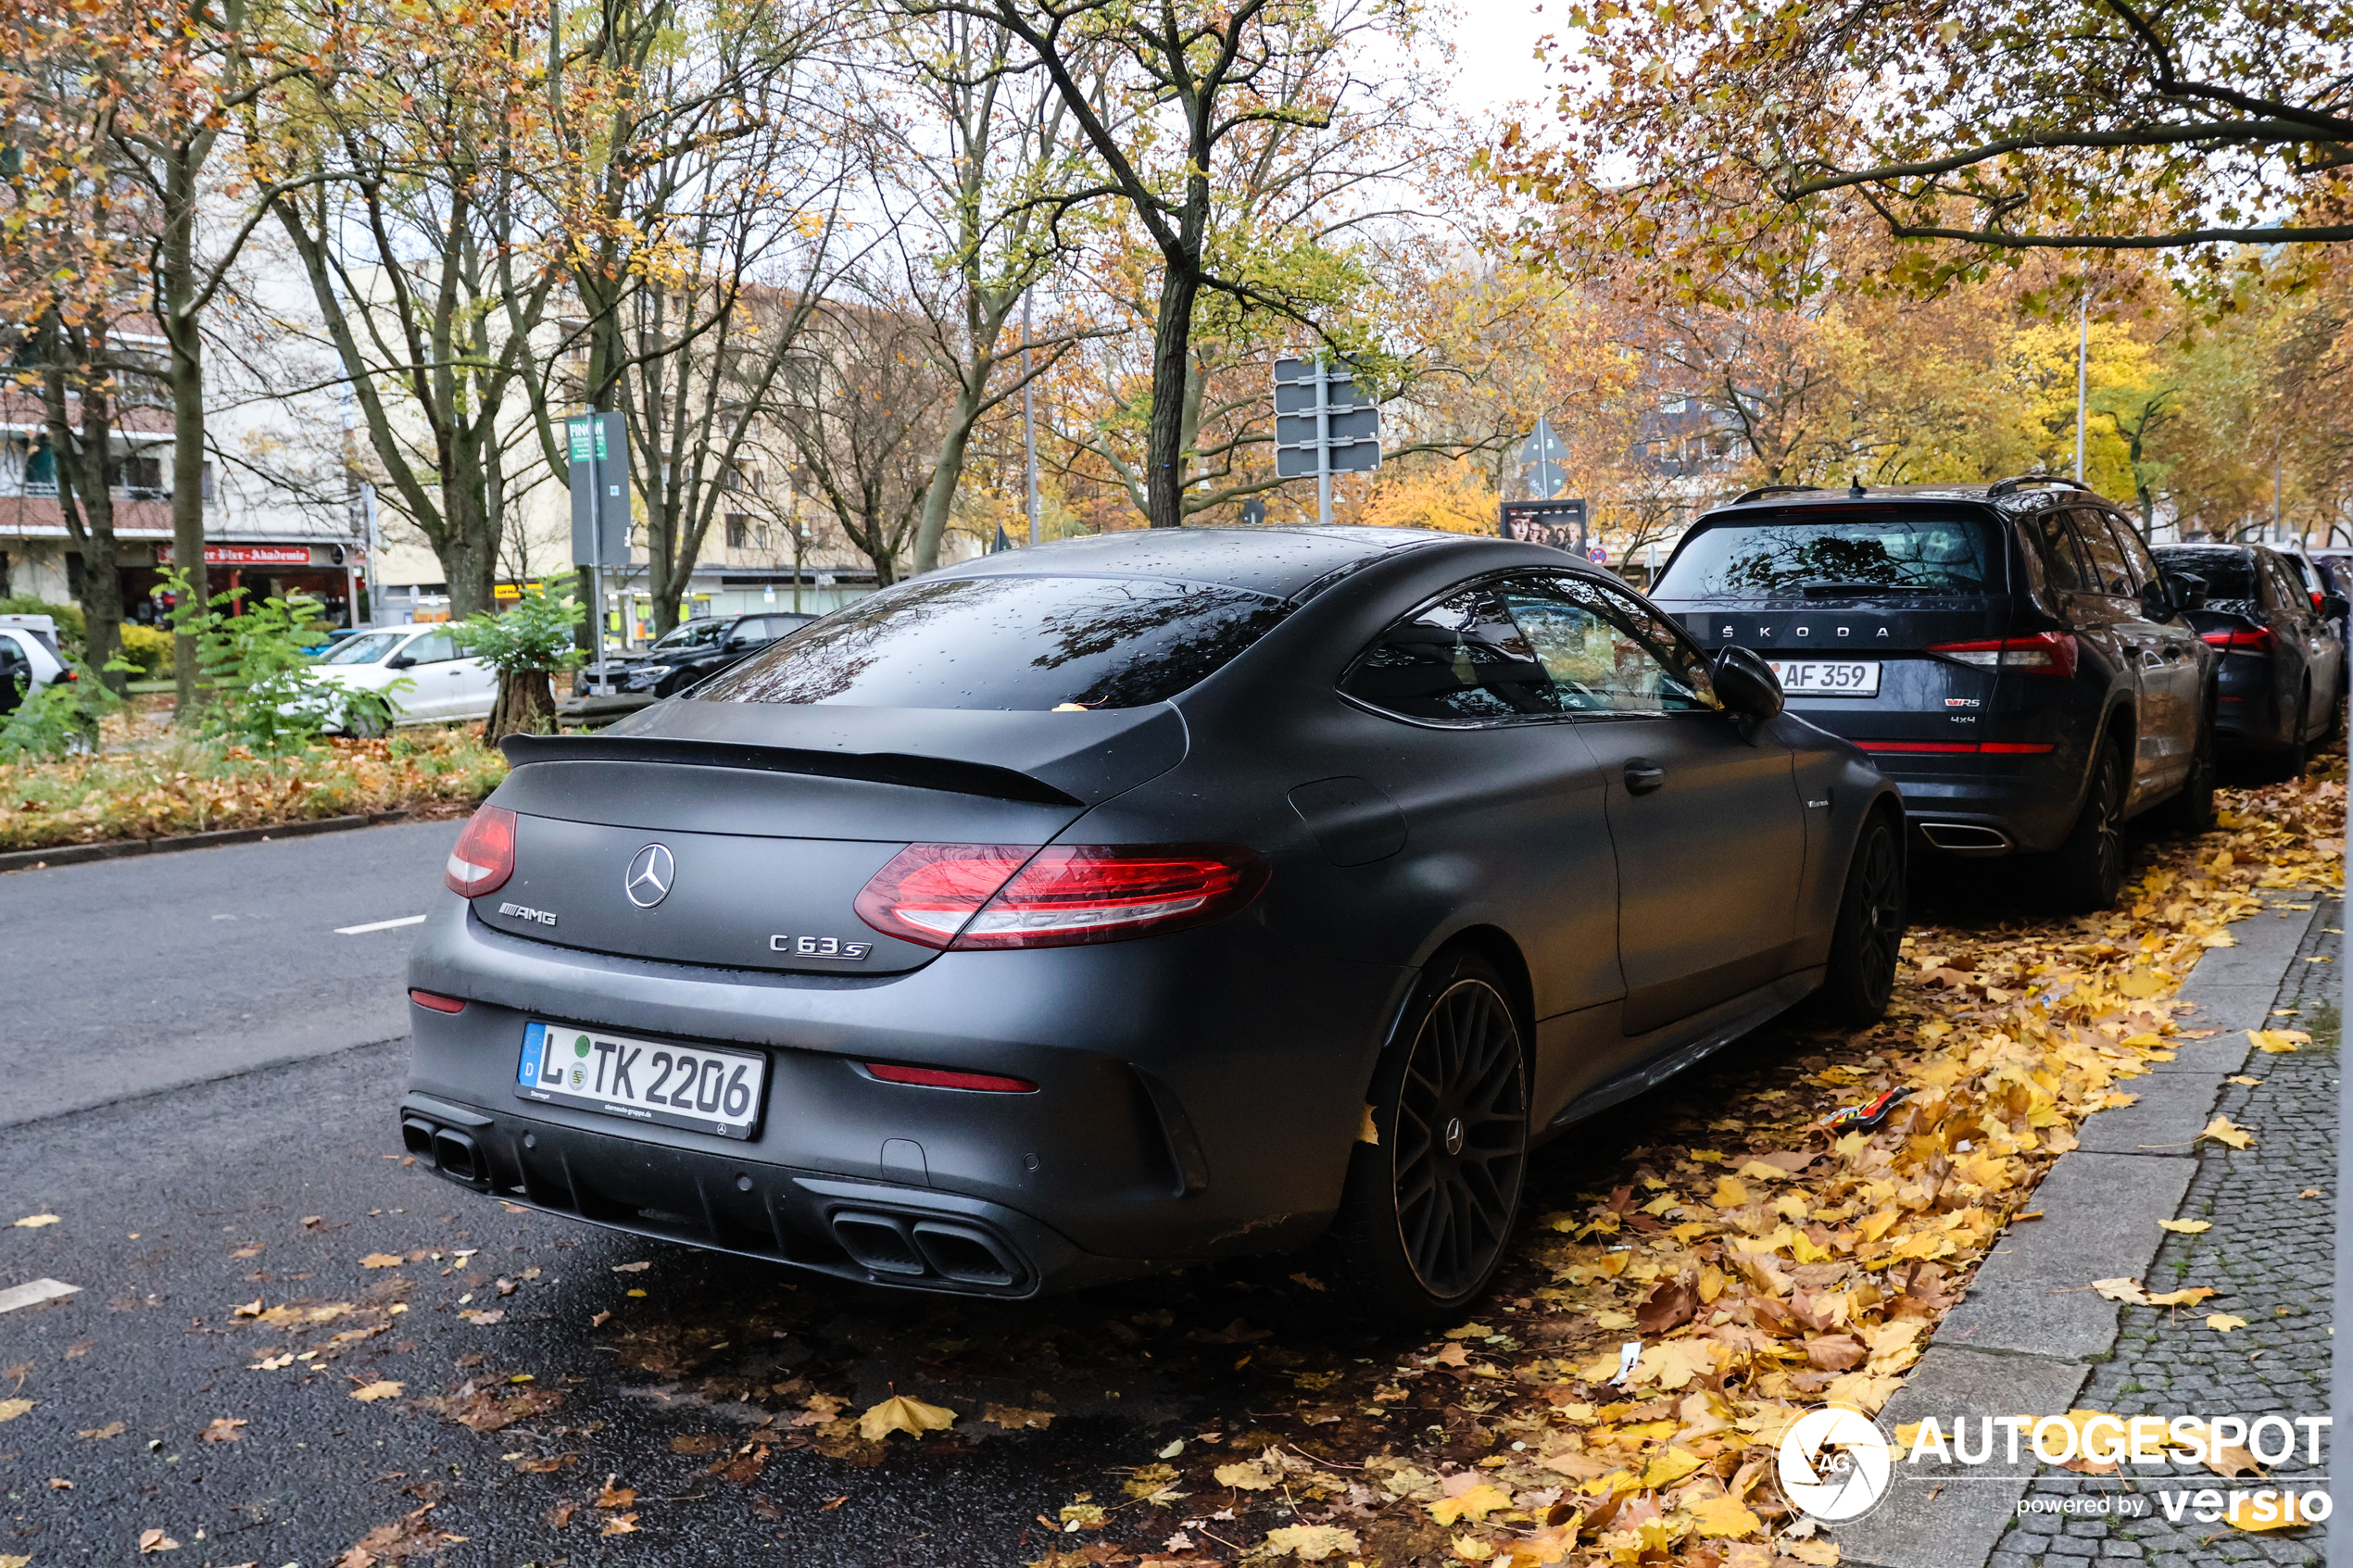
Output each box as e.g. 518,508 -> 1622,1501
1986,473 -> 2095,498
1729,483 -> 1826,506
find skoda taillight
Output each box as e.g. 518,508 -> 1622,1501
2202,626 -> 2277,652
855,843 -> 1268,950
444,804 -> 517,897
1928,632 -> 2079,677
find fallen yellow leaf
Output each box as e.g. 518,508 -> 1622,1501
857,1394 -> 955,1441
346,1381 -> 403,1402
2225,1491 -> 2315,1531
2206,1314 -> 2250,1333
0,1399 -> 34,1423
1428,1483 -> 1512,1525
1264,1524 -> 1361,1560
2158,1219 -> 2212,1234
2145,1286 -> 2219,1307
2198,1116 -> 2255,1149
11,1214 -> 59,1228
358,1253 -> 404,1269
1687,1493 -> 1763,1537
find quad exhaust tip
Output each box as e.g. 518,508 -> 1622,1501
830,1210 -> 1023,1288
403,1115 -> 491,1190
1918,822 -> 2013,856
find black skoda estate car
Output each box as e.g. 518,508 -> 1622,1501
1650,478 -> 2217,911
2149,544 -> 2346,779
403,527 -> 1905,1320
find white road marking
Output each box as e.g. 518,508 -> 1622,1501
0,1278 -> 81,1314
334,914 -> 429,935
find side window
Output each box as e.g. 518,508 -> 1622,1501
407,631 -> 457,664
2257,555 -> 2301,620
2024,508 -> 2088,594
1499,574 -> 1718,714
1340,581 -> 1560,722
2102,514 -> 2155,592
2069,509 -> 2134,596
1340,572 -> 1717,724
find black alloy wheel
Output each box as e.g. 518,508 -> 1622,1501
2048,744 -> 2128,912
1812,813 -> 1906,1024
1333,952 -> 1529,1321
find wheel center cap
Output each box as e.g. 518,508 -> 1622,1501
1442,1116 -> 1466,1157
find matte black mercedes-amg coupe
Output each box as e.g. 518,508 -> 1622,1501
401,527 -> 1906,1320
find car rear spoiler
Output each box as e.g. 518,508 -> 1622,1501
500,699 -> 1189,808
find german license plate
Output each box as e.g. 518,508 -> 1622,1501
516,1021 -> 765,1139
1768,659 -> 1880,696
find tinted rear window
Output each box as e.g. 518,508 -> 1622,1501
694,574 -> 1291,710
2152,549 -> 2258,603
1658,507 -> 1996,597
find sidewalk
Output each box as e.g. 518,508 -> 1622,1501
1839,892 -> 2340,1568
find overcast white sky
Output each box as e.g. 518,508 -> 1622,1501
1437,0 -> 1567,125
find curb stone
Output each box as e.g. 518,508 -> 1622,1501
1837,894 -> 2332,1568
0,807 -> 446,874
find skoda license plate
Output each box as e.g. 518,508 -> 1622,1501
517,1021 -> 765,1139
1768,659 -> 1880,696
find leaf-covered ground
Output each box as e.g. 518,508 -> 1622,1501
0,728 -> 504,851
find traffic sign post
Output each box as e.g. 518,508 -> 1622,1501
1273,356 -> 1380,525
569,411 -> 628,693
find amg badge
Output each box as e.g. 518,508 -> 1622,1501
771,935 -> 875,960
498,901 -> 558,926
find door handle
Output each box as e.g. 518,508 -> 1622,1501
1623,759 -> 1667,795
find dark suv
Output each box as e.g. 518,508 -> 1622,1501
2150,543 -> 2346,779
573,611 -> 815,709
1650,478 -> 2216,909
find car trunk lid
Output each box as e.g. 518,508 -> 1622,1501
471,702 -> 1183,973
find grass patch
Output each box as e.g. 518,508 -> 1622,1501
0,727 -> 506,852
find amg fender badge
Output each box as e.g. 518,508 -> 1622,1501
497,902 -> 558,926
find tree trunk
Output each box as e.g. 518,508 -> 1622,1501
1145,265 -> 1201,529
164,150 -> 209,721
484,668 -> 557,742
912,382 -> 985,574
68,395 -> 126,693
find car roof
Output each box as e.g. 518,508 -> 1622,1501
934,525 -> 1462,598
1705,482 -> 2123,517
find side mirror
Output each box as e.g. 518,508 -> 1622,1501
1711,645 -> 1784,723
2323,595 -> 2348,621
2137,579 -> 2179,621
385,653 -> 417,669
2163,571 -> 2208,613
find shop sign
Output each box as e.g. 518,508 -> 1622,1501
155,544 -> 319,567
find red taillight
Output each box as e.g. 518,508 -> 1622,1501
409,988 -> 468,1013
864,1062 -> 1038,1093
853,844 -> 1034,946
854,843 -> 1269,950
1928,632 -> 2078,678
444,804 -> 517,897
2202,626 -> 2276,652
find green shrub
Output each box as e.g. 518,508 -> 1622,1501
0,661 -> 120,760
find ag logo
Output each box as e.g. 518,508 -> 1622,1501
1776,1405 -> 1894,1523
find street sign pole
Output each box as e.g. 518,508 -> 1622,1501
571,411 -> 627,694
1315,359 -> 1332,528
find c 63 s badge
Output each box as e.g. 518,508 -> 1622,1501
771,935 -> 874,960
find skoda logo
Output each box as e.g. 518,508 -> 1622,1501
1776,1405 -> 1894,1523
624,844 -> 675,909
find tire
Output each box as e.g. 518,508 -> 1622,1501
1809,811 -> 1906,1026
1331,951 -> 1529,1325
2045,742 -> 2129,913
2150,698 -> 2217,835
2270,683 -> 2311,782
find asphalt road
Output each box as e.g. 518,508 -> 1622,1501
0,820 -> 463,1126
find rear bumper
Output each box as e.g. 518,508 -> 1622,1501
1845,754 -> 2084,856
404,900 -> 1413,1295
2211,654 -> 2287,750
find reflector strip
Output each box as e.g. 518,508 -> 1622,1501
865,1062 -> 1038,1093
409,989 -> 469,1013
